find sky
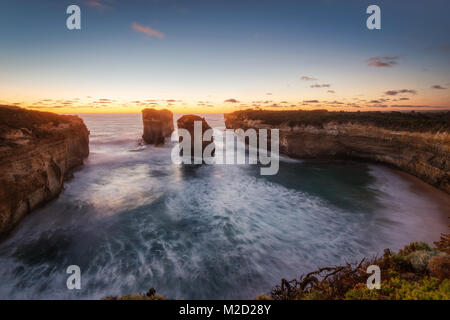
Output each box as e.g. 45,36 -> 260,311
0,0 -> 449,113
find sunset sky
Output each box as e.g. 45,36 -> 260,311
0,0 -> 449,113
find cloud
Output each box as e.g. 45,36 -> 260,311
431,85 -> 447,90
425,43 -> 450,53
301,76 -> 317,81
132,23 -> 165,39
384,89 -> 417,96
441,44 -> 450,52
390,104 -> 450,109
398,97 -> 410,101
366,56 -> 399,67
327,90 -> 335,93
93,98 -> 114,104
87,1 -> 110,9
310,84 -> 330,88
224,98 -> 239,103
29,105 -> 64,109
303,100 -> 319,103
399,89 -> 416,94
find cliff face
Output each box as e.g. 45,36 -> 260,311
142,108 -> 174,145
225,112 -> 450,193
177,115 -> 215,158
0,106 -> 89,238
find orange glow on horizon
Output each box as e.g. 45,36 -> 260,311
2,94 -> 449,114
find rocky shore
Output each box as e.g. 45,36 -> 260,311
225,110 -> 450,193
0,106 -> 89,238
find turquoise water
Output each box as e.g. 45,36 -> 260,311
0,113 -> 448,299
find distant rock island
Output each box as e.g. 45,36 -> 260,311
177,114 -> 215,159
142,108 -> 174,145
0,106 -> 89,238
225,109 -> 450,193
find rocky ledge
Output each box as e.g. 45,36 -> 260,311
0,106 -> 89,238
225,109 -> 450,193
142,108 -> 174,145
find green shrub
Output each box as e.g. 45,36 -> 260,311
345,277 -> 450,300
226,110 -> 450,133
407,250 -> 434,273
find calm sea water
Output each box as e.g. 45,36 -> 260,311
0,113 -> 448,299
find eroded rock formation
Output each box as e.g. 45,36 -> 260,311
177,115 -> 215,159
142,108 -> 174,145
0,106 -> 89,238
225,110 -> 450,193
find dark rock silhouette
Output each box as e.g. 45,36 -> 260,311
177,115 -> 215,160
142,108 -> 174,145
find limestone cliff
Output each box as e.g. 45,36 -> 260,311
0,106 -> 89,238
142,108 -> 174,145
225,110 -> 450,193
177,115 -> 215,159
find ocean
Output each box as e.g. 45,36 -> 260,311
0,113 -> 448,299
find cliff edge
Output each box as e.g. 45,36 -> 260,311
225,109 -> 450,193
0,106 -> 89,238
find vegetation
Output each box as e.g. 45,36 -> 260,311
105,236 -> 449,300
269,236 -> 450,300
0,105 -> 80,139
103,288 -> 166,300
227,109 -> 450,133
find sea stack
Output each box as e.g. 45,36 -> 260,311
0,106 -> 89,238
177,115 -> 215,160
142,108 -> 174,145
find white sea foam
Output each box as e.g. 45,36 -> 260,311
0,113 -> 447,299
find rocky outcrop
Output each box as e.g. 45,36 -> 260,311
225,110 -> 450,193
0,106 -> 89,238
177,115 -> 215,159
142,108 -> 174,145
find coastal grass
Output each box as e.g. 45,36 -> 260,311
227,109 -> 450,133
269,235 -> 450,300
